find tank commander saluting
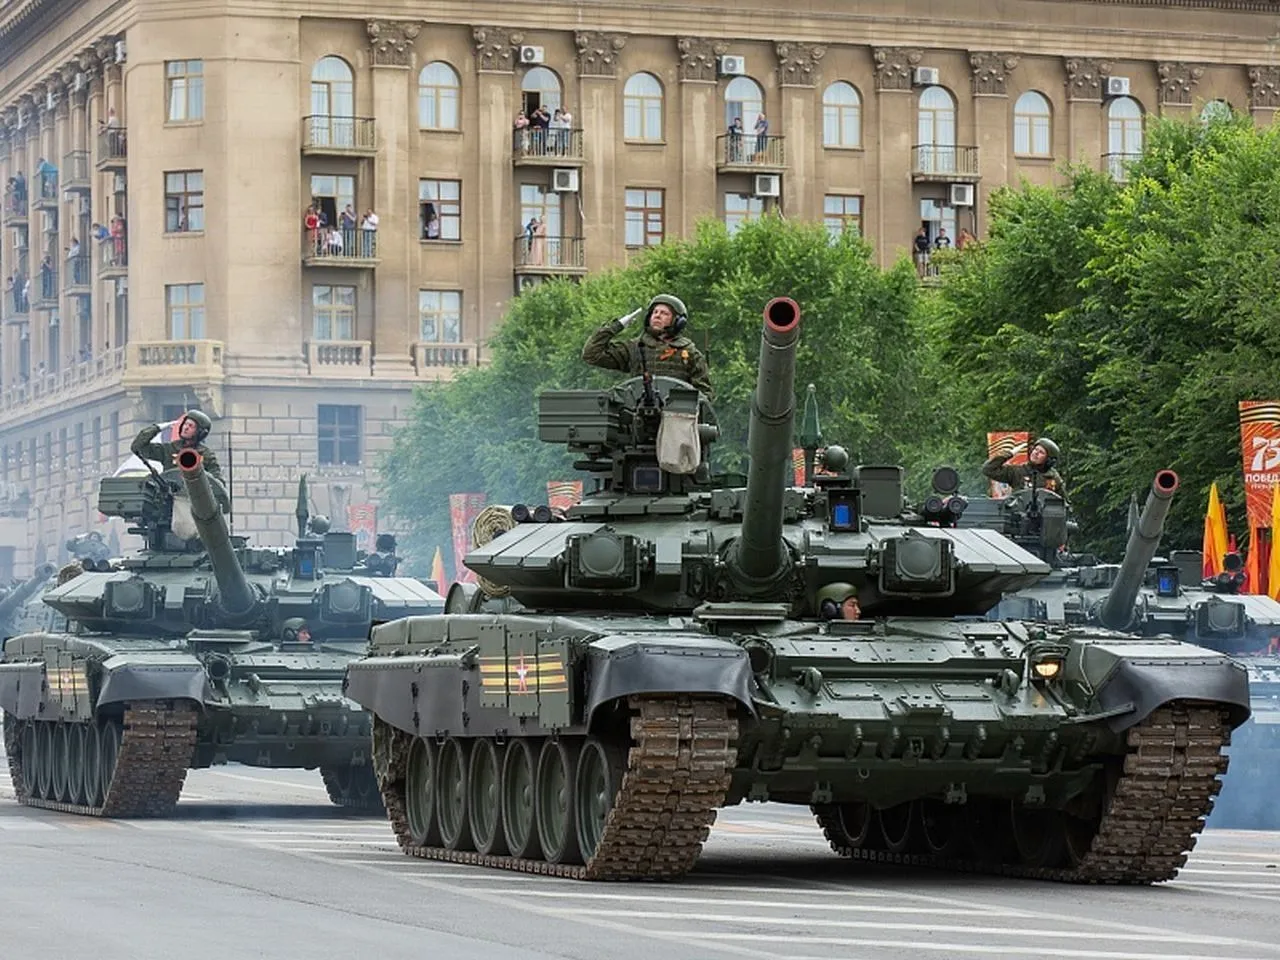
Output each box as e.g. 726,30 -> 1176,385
132,410 -> 223,480
582,294 -> 712,398
982,436 -> 1066,498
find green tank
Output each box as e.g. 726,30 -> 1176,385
0,563 -> 57,640
344,297 -> 1251,883
0,449 -> 443,817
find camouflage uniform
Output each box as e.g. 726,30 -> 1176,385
582,315 -> 712,397
982,454 -> 1066,498
131,423 -> 223,479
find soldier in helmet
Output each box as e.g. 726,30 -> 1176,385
581,294 -> 712,397
816,582 -> 861,621
131,409 -> 223,480
982,436 -> 1066,497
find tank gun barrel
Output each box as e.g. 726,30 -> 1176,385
0,562 -> 56,621
727,297 -> 801,589
1098,469 -> 1180,631
176,448 -> 258,618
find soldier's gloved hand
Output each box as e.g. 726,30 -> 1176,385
616,307 -> 643,328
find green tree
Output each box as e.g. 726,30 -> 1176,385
378,215 -> 934,571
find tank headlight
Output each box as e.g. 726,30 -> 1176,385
1032,659 -> 1063,680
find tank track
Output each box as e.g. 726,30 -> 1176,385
376,695 -> 738,880
320,762 -> 385,812
3,702 -> 198,817
813,702 -> 1230,884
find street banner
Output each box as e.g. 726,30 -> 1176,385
449,492 -> 487,583
546,480 -> 583,512
347,503 -> 377,554
986,431 -> 1030,498
1239,401 -> 1280,530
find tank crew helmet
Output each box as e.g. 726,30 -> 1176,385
1030,437 -> 1060,468
815,581 -> 858,620
178,409 -> 212,444
281,617 -> 311,643
645,294 -> 688,336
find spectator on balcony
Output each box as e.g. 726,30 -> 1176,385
360,208 -> 378,256
35,157 -> 57,197
339,204 -> 357,251
303,206 -> 321,254
90,221 -> 109,243
912,227 -> 931,277
514,110 -> 530,151
12,171 -> 26,205
934,227 -> 951,251
727,117 -> 744,163
528,105 -> 550,155
20,275 -> 30,313
524,216 -> 546,266
39,256 -> 53,300
110,216 -> 126,261
4,276 -> 13,313
67,238 -> 84,284
753,113 -> 769,160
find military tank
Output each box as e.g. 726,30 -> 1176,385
962,484 -> 1280,828
0,563 -> 57,640
344,297 -> 1250,883
0,450 -> 443,817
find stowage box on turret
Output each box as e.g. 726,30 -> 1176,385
0,449 -> 444,817
344,298 -> 1251,883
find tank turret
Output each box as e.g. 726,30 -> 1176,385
1096,469 -> 1180,630
0,563 -> 56,624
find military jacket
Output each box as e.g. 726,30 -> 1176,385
982,454 -> 1066,498
582,320 -> 712,397
131,425 -> 223,479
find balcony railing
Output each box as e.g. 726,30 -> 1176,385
911,145 -> 981,180
3,188 -> 27,222
716,134 -> 786,170
64,255 -> 91,292
303,226 -> 379,267
512,127 -> 584,165
33,169 -> 58,209
0,347 -> 125,424
306,339 -> 371,376
63,151 -> 91,192
123,340 -> 225,386
6,282 -> 30,318
97,126 -> 127,170
413,341 -> 477,377
512,234 -> 586,274
302,116 -> 377,155
99,239 -> 127,276
1104,152 -> 1141,182
35,264 -> 58,306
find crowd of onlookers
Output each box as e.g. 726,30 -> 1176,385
303,203 -> 379,257
513,105 -> 576,155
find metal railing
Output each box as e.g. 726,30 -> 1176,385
63,150 -> 91,190
512,234 -> 585,270
35,263 -> 58,304
303,226 -> 379,261
33,169 -> 58,206
512,127 -> 584,162
99,239 -> 127,272
3,188 -> 27,220
911,145 -> 980,177
716,133 -> 786,168
64,255 -> 91,290
302,116 -> 377,152
6,282 -> 30,316
97,126 -> 127,166
1104,152 -> 1141,182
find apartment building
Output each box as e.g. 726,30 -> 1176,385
0,0 -> 1275,574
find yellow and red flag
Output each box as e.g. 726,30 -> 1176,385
1244,529 -> 1263,594
448,493 -> 487,584
1269,482 -> 1280,601
1202,482 -> 1230,578
430,546 -> 447,593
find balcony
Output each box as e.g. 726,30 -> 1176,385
512,128 -> 584,166
64,255 -> 91,295
63,151 -> 91,193
512,235 -> 587,276
305,340 -> 371,377
123,340 -> 225,388
303,227 -> 379,268
0,347 -> 125,424
97,127 -> 127,171
716,134 -> 786,172
34,264 -> 57,309
911,145 -> 981,182
1104,152 -> 1140,183
413,341 -> 478,379
99,240 -> 127,278
3,188 -> 27,225
32,169 -> 58,210
301,116 -> 377,157
5,283 -> 30,320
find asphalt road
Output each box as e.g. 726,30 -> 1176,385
3,753 -> 1279,960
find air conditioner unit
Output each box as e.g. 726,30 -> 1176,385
551,168 -> 579,192
717,55 -> 746,77
913,67 -> 940,86
114,40 -> 126,64
949,183 -> 975,207
753,173 -> 781,197
73,73 -> 85,93
1106,76 -> 1130,96
519,45 -> 544,64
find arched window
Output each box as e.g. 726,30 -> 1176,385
310,56 -> 354,147
1107,96 -> 1143,179
1200,99 -> 1232,123
916,86 -> 956,174
418,61 -> 459,130
1013,91 -> 1051,156
521,66 -> 562,115
623,72 -> 663,140
724,76 -> 763,130
822,82 -> 861,147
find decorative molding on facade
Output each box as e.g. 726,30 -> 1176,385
92,38 -> 116,66
969,51 -> 1020,96
774,42 -> 826,87
472,26 -> 524,73
575,31 -> 627,78
677,36 -> 730,83
1063,56 -> 1113,101
367,19 -> 421,68
1156,61 -> 1205,104
1248,64 -> 1280,108
873,47 -> 924,92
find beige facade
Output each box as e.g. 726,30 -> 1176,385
1,0 -> 1278,575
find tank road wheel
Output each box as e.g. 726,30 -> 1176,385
573,737 -> 626,861
80,723 -> 103,808
535,738 -> 582,866
321,763 -> 384,811
97,718 -> 121,806
877,801 -> 917,855
1010,804 -> 1065,868
467,739 -> 507,856
36,723 -> 56,799
405,737 -> 441,847
918,800 -> 968,858
67,723 -> 88,805
52,723 -> 72,802
20,722 -> 37,799
501,739 -> 541,860
1060,813 -> 1098,868
435,738 -> 473,852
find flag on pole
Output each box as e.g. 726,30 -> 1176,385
1244,528 -> 1263,594
1269,482 -> 1280,601
1202,482 -> 1229,578
430,546 -> 447,593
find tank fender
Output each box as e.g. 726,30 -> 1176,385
0,662 -> 47,719
1079,644 -> 1252,733
343,656 -> 460,738
584,635 -> 755,726
95,655 -> 210,709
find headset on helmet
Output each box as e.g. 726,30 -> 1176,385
815,582 -> 858,620
646,294 -> 688,336
179,409 -> 212,443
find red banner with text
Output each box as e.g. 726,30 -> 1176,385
449,493 -> 487,583
986,431 -> 1030,498
346,503 -> 377,554
1239,401 -> 1280,530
